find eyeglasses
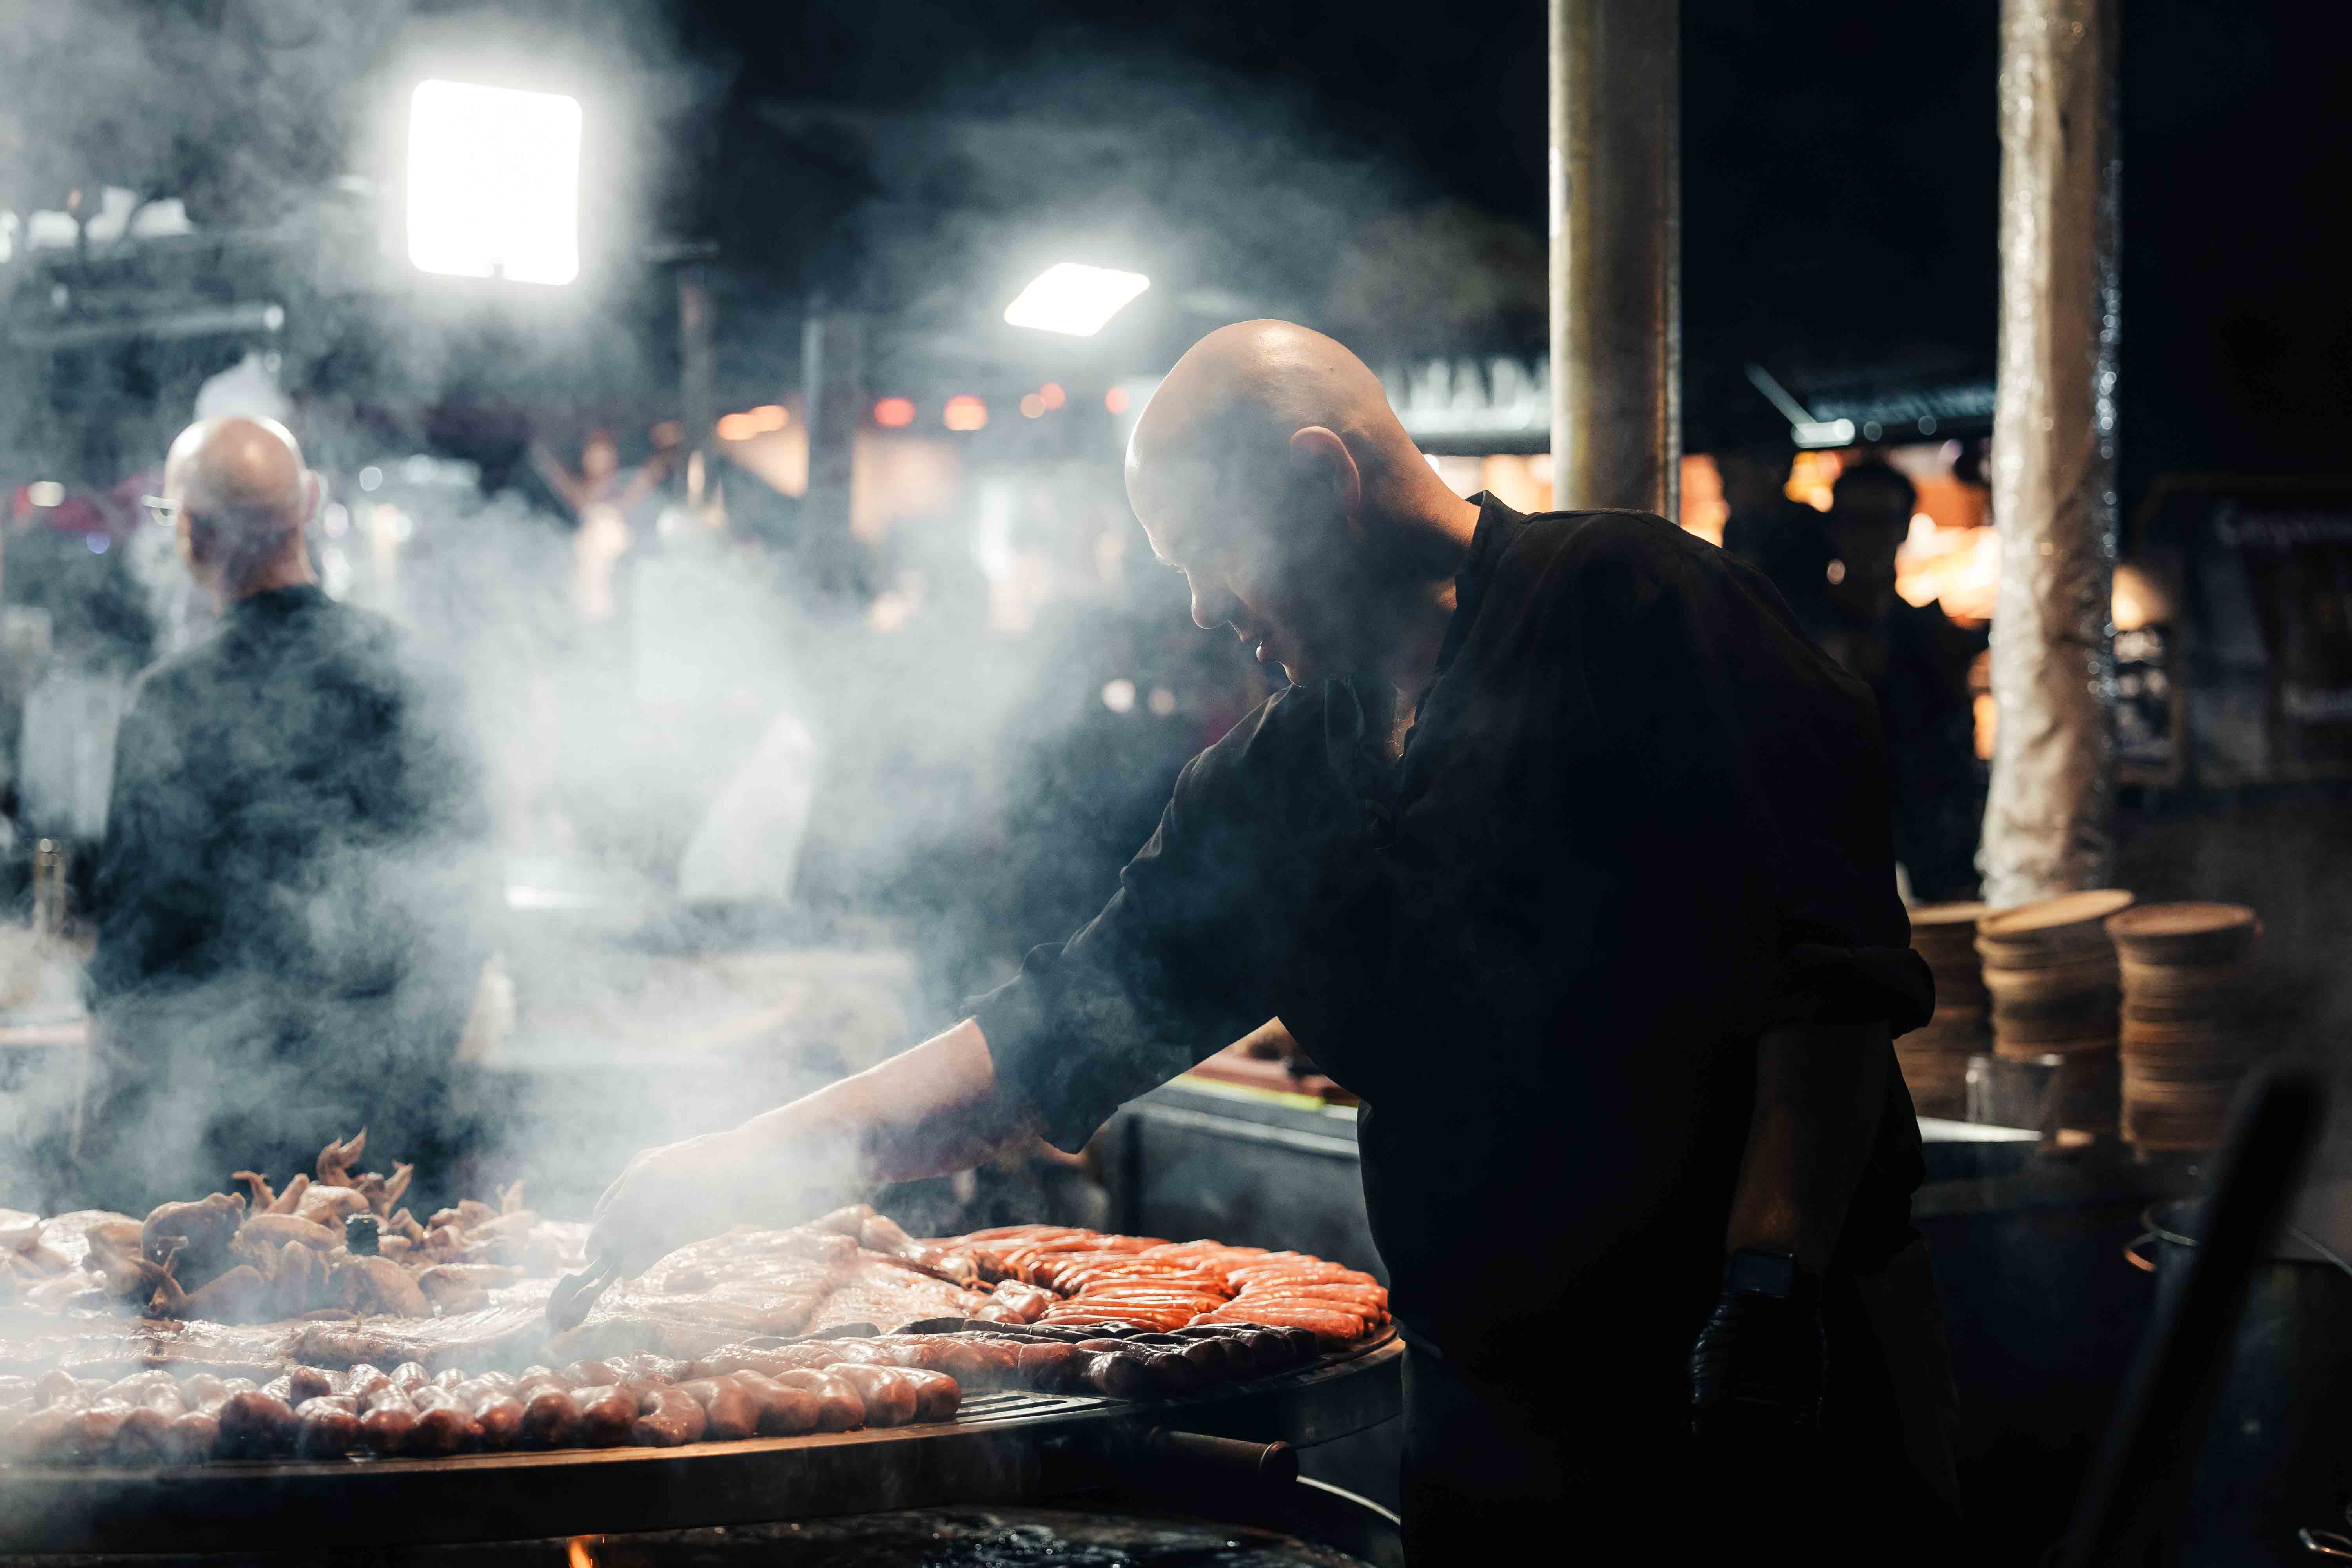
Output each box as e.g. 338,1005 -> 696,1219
140,494 -> 181,526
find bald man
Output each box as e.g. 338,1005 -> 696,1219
587,325 -> 1959,1558
84,418 -> 495,1206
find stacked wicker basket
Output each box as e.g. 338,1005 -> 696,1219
2107,902 -> 2264,1151
1975,889 -> 2136,1134
1898,903 -> 1992,1118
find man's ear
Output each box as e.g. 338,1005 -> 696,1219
1286,426 -> 1362,537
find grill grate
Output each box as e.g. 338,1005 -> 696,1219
950,1388 -> 1111,1424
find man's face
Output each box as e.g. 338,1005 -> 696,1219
1136,479 -> 1358,686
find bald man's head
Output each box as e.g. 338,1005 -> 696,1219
1125,321 -> 1469,684
163,417 -> 318,601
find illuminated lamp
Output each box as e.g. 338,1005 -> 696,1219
1002,263 -> 1151,337
716,412 -> 760,441
873,397 -> 916,428
1039,382 -> 1066,410
747,404 -> 788,432
1020,394 -> 1045,419
27,480 -> 65,508
1104,386 -> 1130,414
406,80 -> 581,285
943,396 -> 988,431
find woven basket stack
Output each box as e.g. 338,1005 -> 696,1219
2107,902 -> 2264,1152
1898,903 -> 1991,1117
1976,889 -> 2136,1134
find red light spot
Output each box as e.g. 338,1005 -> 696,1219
944,395 -> 989,431
873,397 -> 916,428
1104,386 -> 1130,414
1020,394 -> 1045,419
1038,382 -> 1067,410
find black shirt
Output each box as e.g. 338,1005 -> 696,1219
86,586 -> 494,1200
973,497 -> 1931,1383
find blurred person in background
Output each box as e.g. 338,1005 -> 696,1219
1718,442 -> 1831,594
82,417 -> 497,1209
590,323 -> 1959,1561
1809,461 -> 1985,901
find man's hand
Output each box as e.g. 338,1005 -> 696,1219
1688,1273 -> 1827,1442
586,1128 -> 763,1276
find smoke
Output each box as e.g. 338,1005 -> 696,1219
3,0 -> 1383,1227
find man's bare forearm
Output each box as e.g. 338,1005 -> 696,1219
732,1017 -> 1037,1192
1722,1022 -> 1889,1273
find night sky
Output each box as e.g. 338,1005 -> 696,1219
678,0 -> 2349,506
5,0 -> 2344,512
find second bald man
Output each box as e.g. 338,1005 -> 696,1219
588,323 -> 1961,1559
85,418 -> 496,1209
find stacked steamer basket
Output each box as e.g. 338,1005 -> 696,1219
1898,903 -> 1991,1117
2107,902 -> 2264,1152
1976,889 -> 2136,1134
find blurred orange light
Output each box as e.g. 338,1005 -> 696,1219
1039,382 -> 1066,410
1020,394 -> 1045,419
748,404 -> 788,432
944,395 -> 988,431
873,397 -> 916,428
1104,386 -> 1130,414
715,412 -> 759,441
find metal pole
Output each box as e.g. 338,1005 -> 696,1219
801,306 -> 865,592
1548,0 -> 1680,518
1980,0 -> 2121,906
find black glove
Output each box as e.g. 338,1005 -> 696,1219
1689,1261 -> 1826,1442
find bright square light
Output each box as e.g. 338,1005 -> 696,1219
1003,263 -> 1151,337
407,80 -> 581,285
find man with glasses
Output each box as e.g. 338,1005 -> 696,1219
84,417 -> 494,1208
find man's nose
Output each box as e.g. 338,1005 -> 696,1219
1190,576 -> 1238,632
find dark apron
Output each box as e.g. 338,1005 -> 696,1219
1398,1234 -> 1960,1566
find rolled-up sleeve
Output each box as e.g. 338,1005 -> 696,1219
1759,941 -> 1935,1035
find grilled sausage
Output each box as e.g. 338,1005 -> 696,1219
285,1366 -> 338,1404
9,1406 -> 79,1464
897,1368 -> 962,1423
178,1373 -> 231,1407
217,1391 -> 299,1458
390,1361 -> 433,1392
65,1401 -> 132,1462
406,1389 -> 477,1454
519,1388 -> 583,1449
1192,1305 -> 1364,1347
162,1410 -> 222,1464
359,1387 -> 420,1456
561,1359 -> 622,1388
473,1394 -> 526,1451
630,1387 -> 708,1447
770,1369 -> 863,1431
573,1385 -> 639,1447
671,1379 -> 757,1441
826,1363 -> 916,1427
1014,1341 -> 1084,1391
1080,1350 -> 1156,1399
726,1371 -> 823,1436
294,1396 -> 362,1458
109,1405 -> 177,1465
515,1366 -> 575,1401
340,1366 -> 392,1400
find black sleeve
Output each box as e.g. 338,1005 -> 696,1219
86,679 -> 204,1006
970,685 -> 1356,1151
